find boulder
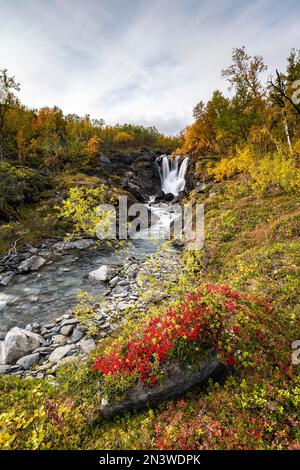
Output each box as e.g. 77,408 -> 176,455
100,359 -> 230,418
18,255 -> 46,273
1,327 -> 43,364
89,265 -> 117,282
48,345 -> 73,363
16,353 -> 40,370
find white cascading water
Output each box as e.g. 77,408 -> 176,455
158,155 -> 189,196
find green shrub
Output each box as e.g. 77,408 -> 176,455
0,162 -> 45,219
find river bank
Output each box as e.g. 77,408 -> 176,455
0,243 -> 182,378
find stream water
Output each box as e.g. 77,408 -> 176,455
0,240 -> 159,331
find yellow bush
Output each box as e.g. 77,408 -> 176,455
209,146 -> 254,181
55,185 -> 117,237
113,131 -> 134,144
210,146 -> 300,196
249,152 -> 300,195
292,138 -> 300,157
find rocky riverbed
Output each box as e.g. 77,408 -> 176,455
0,241 -> 182,379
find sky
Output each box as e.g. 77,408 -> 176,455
0,0 -> 299,134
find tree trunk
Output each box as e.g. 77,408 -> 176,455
282,111 -> 292,153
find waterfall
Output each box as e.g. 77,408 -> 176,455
157,155 -> 189,196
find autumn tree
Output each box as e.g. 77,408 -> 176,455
222,46 -> 267,99
0,69 -> 20,160
267,50 -> 300,151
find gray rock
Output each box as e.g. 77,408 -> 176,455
0,272 -> 14,286
117,301 -> 131,311
33,346 -> 54,354
79,338 -> 96,354
18,255 -> 46,273
52,334 -> 67,346
51,325 -> 61,334
54,239 -> 95,251
0,364 -> 11,374
60,318 -> 79,327
60,324 -> 74,336
48,345 -> 73,363
16,353 -> 40,370
11,370 -> 23,376
89,265 -> 116,282
99,154 -> 113,173
1,327 -> 43,364
101,359 -> 230,418
43,322 -> 55,329
108,276 -> 121,287
69,328 -> 84,343
38,250 -> 52,258
28,247 -> 39,254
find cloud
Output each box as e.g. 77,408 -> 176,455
0,0 -> 299,134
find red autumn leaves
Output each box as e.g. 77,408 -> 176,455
92,284 -> 264,385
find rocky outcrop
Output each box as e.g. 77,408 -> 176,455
100,150 -> 161,196
99,154 -> 113,173
100,359 -> 230,418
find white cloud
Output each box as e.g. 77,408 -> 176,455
0,0 -> 299,134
